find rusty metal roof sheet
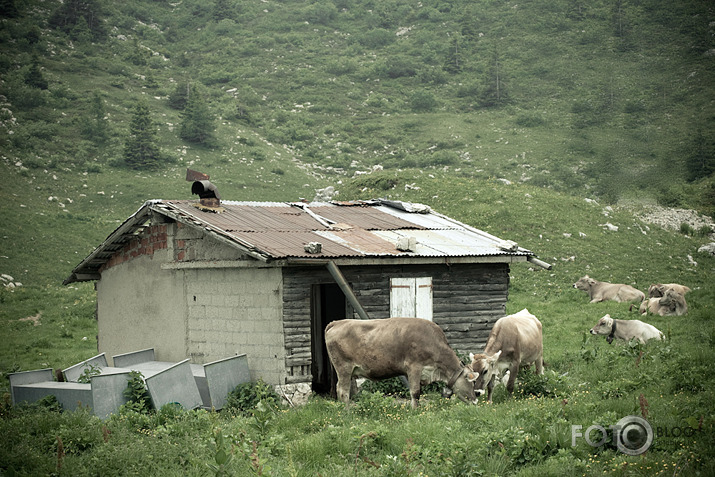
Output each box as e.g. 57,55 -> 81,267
64,199 -> 535,284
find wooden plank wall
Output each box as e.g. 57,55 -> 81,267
281,263 -> 510,384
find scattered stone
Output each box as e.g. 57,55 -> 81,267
600,223 -> 618,232
632,205 -> 714,235
698,243 -> 715,256
313,186 -> 336,202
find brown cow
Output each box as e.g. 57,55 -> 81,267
639,288 -> 688,316
325,317 -> 479,408
648,283 -> 691,298
469,309 -> 544,403
573,275 -> 645,303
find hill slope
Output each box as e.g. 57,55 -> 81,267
0,0 -> 714,215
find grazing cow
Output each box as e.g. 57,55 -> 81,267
469,309 -> 544,403
573,275 -> 645,303
589,314 -> 664,344
639,288 -> 688,316
325,318 -> 479,408
648,283 -> 691,298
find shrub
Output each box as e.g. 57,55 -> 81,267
224,379 -> 280,416
122,370 -> 151,414
515,114 -> 546,127
410,90 -> 438,112
354,28 -> 394,48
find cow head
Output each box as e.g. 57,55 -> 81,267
468,350 -> 502,396
648,284 -> 666,298
449,366 -> 480,404
659,289 -> 684,311
590,314 -> 614,339
573,275 -> 594,291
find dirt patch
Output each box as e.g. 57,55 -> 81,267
18,312 -> 41,326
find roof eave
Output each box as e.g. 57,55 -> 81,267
63,201 -> 159,285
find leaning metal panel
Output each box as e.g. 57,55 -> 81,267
63,353 -> 108,382
112,348 -> 155,368
144,359 -> 202,410
204,354 -> 251,410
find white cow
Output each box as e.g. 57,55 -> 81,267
469,309 -> 544,403
589,314 -> 664,344
573,275 -> 645,303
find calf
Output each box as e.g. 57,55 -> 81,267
469,309 -> 544,403
573,275 -> 645,303
589,314 -> 664,344
325,317 -> 479,408
640,288 -> 688,316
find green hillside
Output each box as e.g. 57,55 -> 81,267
1,0 -> 714,220
0,2 -> 714,474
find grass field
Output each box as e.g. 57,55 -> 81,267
1,169 -> 714,476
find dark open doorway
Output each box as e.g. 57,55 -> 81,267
311,283 -> 348,396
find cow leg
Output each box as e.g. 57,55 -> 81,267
486,375 -> 495,403
535,356 -> 544,375
334,368 -> 353,404
406,369 -> 422,408
505,362 -> 519,396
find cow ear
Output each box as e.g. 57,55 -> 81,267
490,350 -> 502,363
467,372 -> 478,382
469,352 -> 475,361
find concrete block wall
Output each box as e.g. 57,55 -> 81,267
185,266 -> 286,386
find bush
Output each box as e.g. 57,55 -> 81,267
410,90 -> 438,112
224,379 -> 280,416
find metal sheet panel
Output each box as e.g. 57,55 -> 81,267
143,359 -> 203,410
203,354 -> 251,410
65,199 -> 536,284
373,229 -> 526,257
310,205 -> 424,231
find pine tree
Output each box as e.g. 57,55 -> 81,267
24,57 -> 48,90
479,44 -> 508,108
443,34 -> 464,74
168,81 -> 190,110
123,102 -> 162,170
81,91 -> 108,143
685,128 -> 715,182
179,87 -> 215,144
213,0 -> 235,21
48,0 -> 106,41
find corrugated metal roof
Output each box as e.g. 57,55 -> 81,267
64,199 -> 535,284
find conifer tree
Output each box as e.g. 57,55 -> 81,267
443,34 -> 464,74
479,44 -> 508,107
168,81 -> 190,110
213,0 -> 235,21
24,57 -> 48,90
81,91 -> 108,142
48,0 -> 106,41
123,102 -> 162,170
179,86 -> 215,144
685,128 -> 715,182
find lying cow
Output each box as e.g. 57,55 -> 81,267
573,275 -> 645,303
589,314 -> 664,344
469,309 -> 544,403
325,317 -> 479,408
639,288 -> 688,316
648,283 -> 691,298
